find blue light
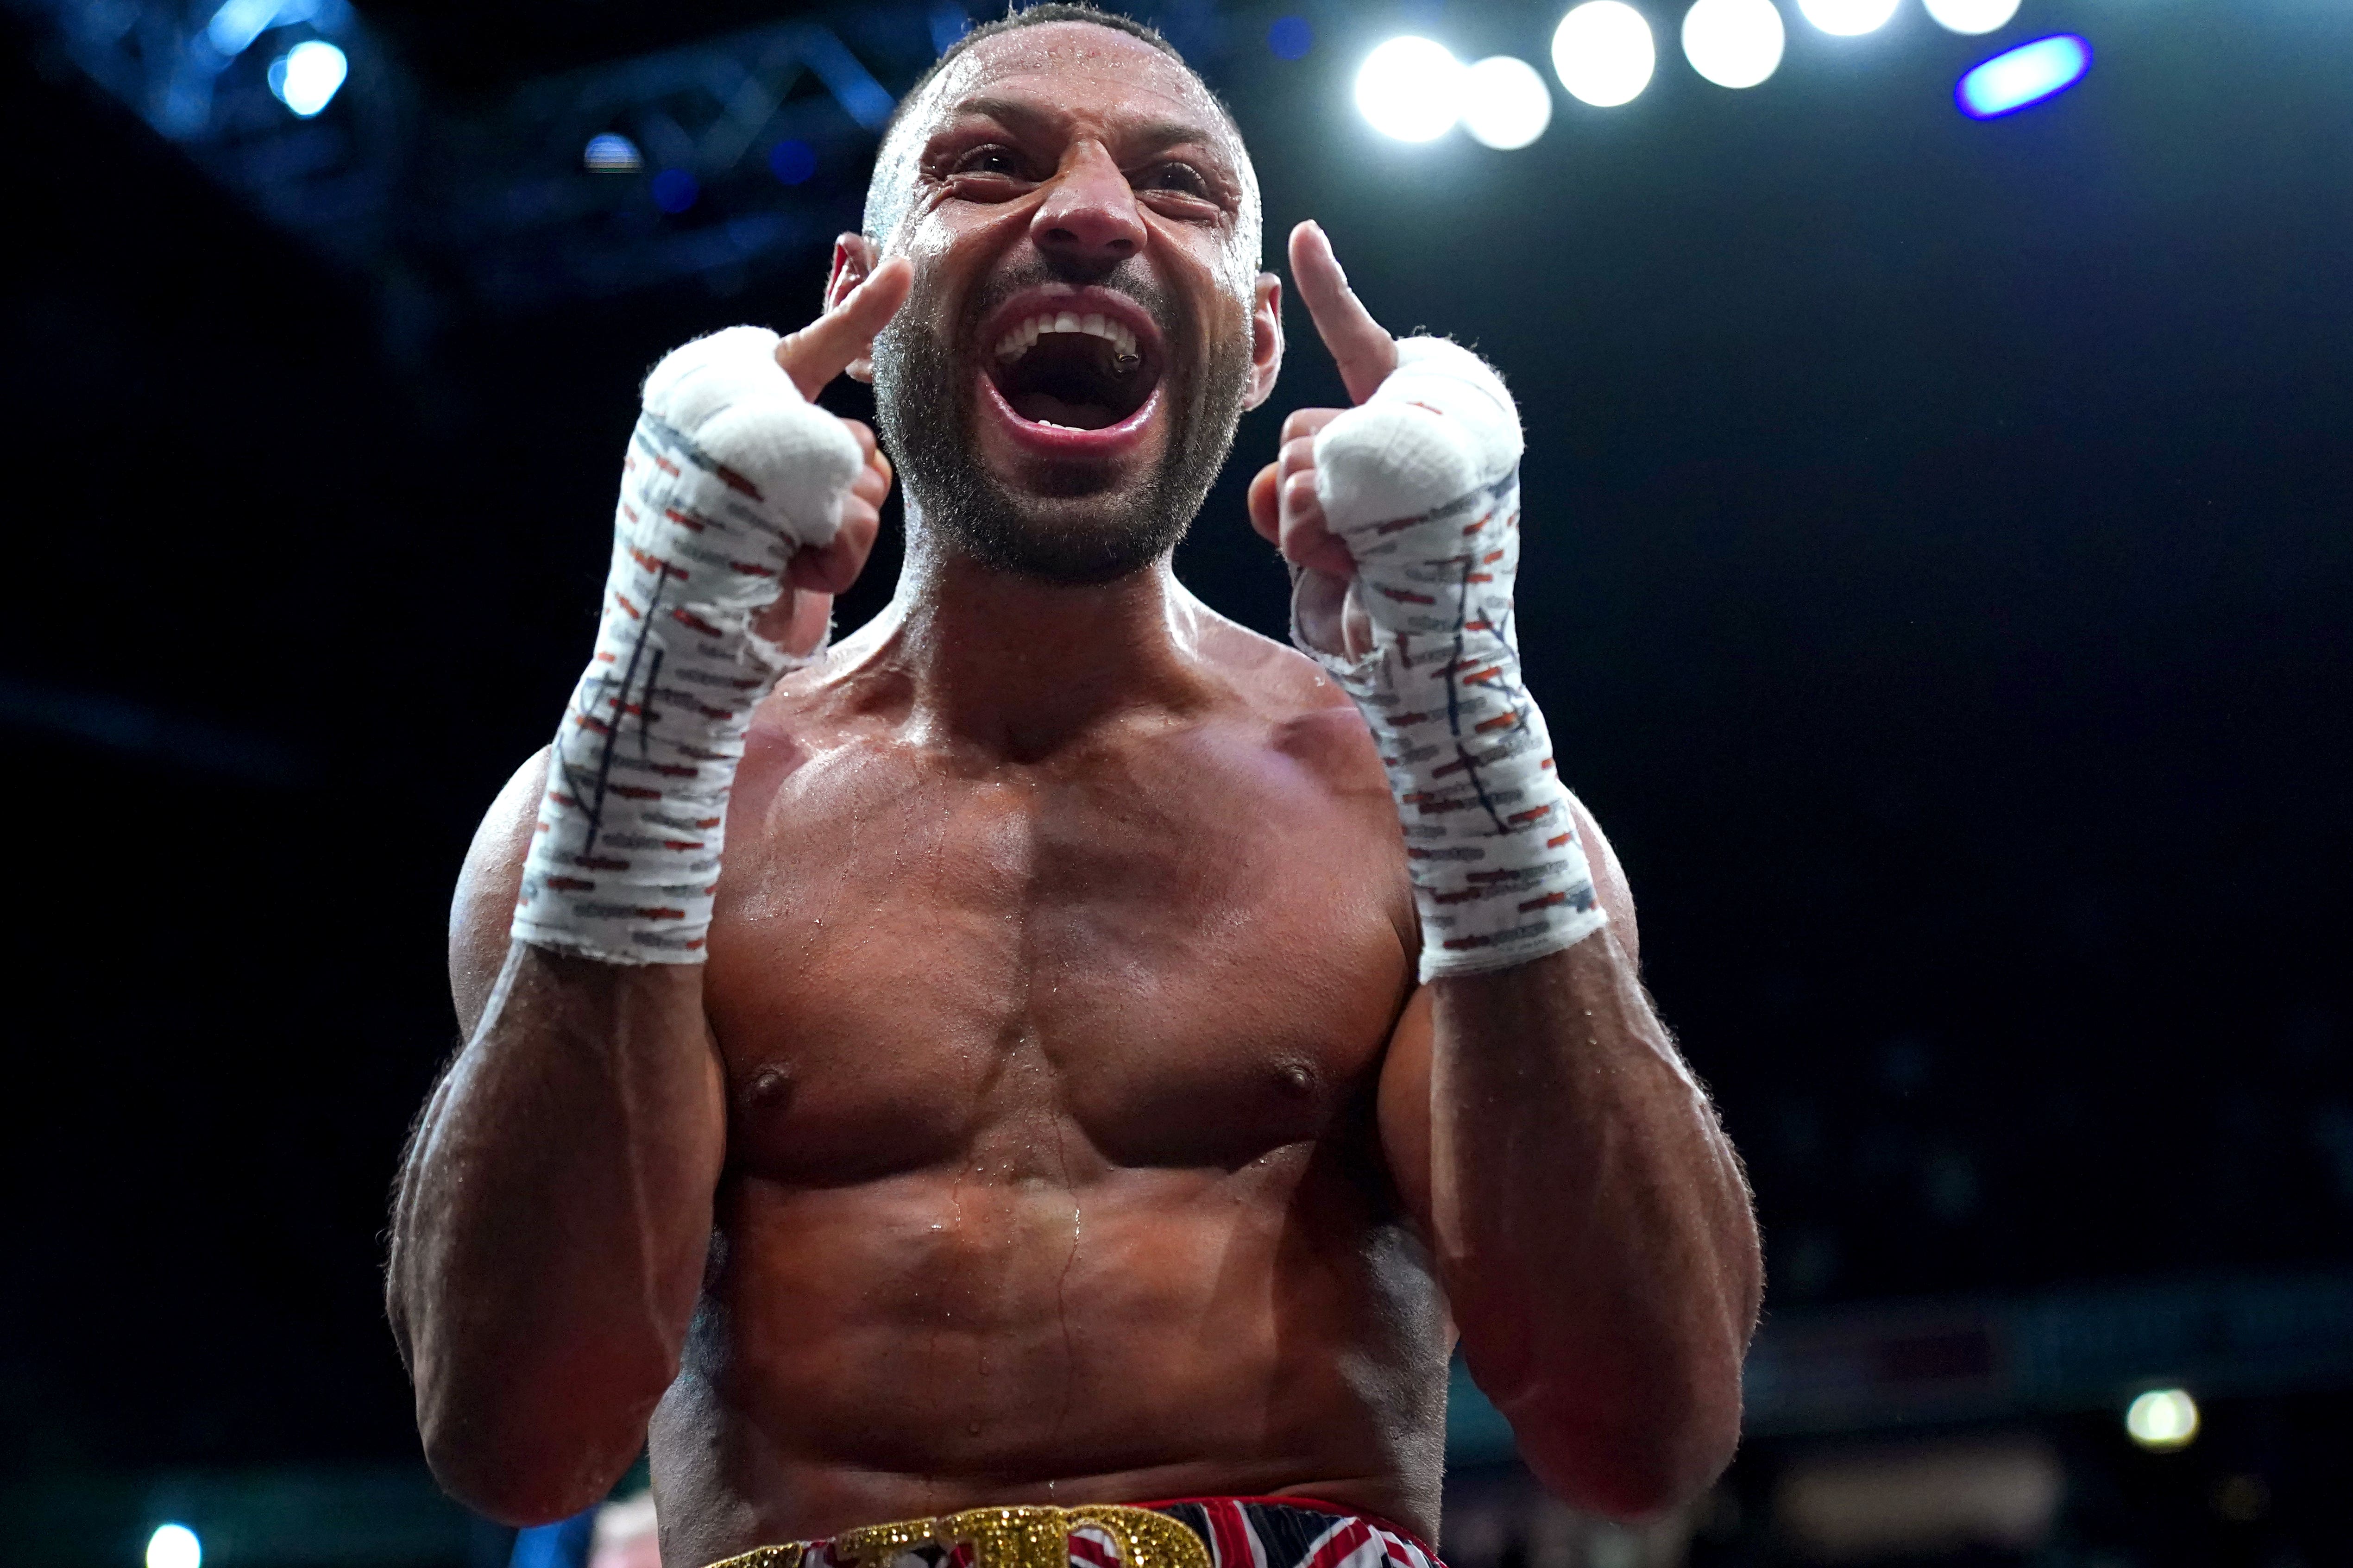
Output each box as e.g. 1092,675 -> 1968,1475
650,169 -> 699,213
1957,34 -> 2090,119
583,133 -> 642,173
1268,16 -> 1313,60
768,138 -> 817,185
266,39 -> 346,117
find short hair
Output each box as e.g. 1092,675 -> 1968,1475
862,2 -> 1248,243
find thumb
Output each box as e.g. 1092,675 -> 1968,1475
776,256 -> 914,401
1289,220 -> 1397,404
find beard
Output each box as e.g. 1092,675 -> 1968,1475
870,255 -> 1253,586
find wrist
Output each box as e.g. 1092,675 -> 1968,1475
1292,336 -> 1607,980
513,329 -> 860,965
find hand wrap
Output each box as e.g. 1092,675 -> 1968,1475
512,327 -> 862,963
1296,337 -> 1607,980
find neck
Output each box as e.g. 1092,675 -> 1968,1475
853,518 -> 1213,759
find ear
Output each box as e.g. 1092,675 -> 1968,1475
825,232 -> 885,382
1242,270 -> 1285,412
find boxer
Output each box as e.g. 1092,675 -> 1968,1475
387,8 -> 1761,1567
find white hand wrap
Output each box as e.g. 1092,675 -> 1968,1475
1297,337 -> 1607,980
512,326 -> 862,963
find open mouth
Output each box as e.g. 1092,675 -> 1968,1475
983,306 -> 1163,433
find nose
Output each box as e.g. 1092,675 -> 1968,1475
1030,142 -> 1145,270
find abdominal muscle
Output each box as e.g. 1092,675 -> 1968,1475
648,1142 -> 1453,1568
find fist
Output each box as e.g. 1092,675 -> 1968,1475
637,257 -> 911,658
1248,225 -> 1524,659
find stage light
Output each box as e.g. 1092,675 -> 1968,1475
583,133 -> 642,173
1796,0 -> 1898,37
146,1524 -> 201,1568
1923,0 -> 2020,35
1461,56 -> 1554,149
1552,1 -> 1655,108
1268,15 -> 1313,61
650,169 -> 699,212
2125,1387 -> 2199,1450
1682,0 -> 1786,88
267,39 -> 346,117
768,138 -> 817,184
1957,34 -> 2091,118
1355,36 -> 1466,142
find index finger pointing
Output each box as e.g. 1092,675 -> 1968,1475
776,256 -> 913,401
1288,220 -> 1397,404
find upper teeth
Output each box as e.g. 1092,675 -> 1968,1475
994,310 -> 1142,367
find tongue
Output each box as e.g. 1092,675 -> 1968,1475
1009,390 -> 1118,430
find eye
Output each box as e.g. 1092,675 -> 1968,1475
953,145 -> 1026,179
1139,162 -> 1212,197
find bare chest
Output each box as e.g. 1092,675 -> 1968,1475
701,715 -> 1413,1185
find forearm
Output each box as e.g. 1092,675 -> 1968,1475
1429,935 -> 1759,1514
389,944 -> 724,1521
1285,333 -> 1759,1512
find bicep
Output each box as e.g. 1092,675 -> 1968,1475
1374,793 -> 1640,1231
448,748 -> 550,1037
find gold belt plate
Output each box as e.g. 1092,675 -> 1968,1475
707,1503 -> 1214,1568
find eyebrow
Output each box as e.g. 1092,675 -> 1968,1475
938,94 -> 1232,161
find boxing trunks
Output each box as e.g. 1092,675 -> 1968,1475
705,1498 -> 1445,1568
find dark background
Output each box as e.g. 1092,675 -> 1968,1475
3,0 -> 2348,1555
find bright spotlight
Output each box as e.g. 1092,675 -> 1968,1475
267,38 -> 346,117
1682,0 -> 1786,88
1355,35 -> 1466,142
1795,0 -> 1897,37
146,1524 -> 202,1568
583,133 -> 642,173
2125,1387 -> 2200,1450
1552,1 -> 1656,108
1957,34 -> 2091,118
1923,0 -> 2020,35
1461,56 -> 1554,149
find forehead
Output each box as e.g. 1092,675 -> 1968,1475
912,23 -> 1237,151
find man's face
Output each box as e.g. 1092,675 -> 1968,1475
856,24 -> 1280,584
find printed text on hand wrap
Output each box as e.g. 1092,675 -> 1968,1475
1296,337 -> 1607,980
513,326 -> 861,963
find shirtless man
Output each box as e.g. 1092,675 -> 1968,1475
386,9 -> 1761,1568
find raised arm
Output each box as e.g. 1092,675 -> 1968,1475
1252,222 -> 1760,1519
1378,818 -> 1757,1520
388,761 -> 728,1524
385,255 -> 908,1524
